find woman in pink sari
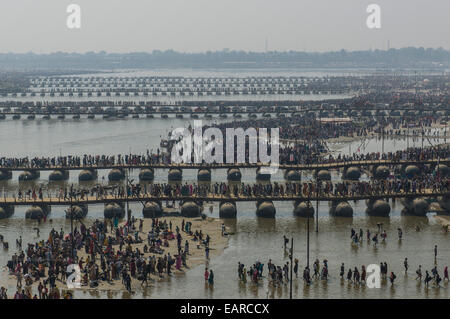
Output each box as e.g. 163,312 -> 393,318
253,269 -> 258,283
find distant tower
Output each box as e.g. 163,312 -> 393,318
265,36 -> 268,53
387,40 -> 390,50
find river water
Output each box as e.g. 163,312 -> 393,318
0,70 -> 448,299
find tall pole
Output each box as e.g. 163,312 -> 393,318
289,238 -> 293,299
437,152 -> 440,182
421,125 -> 424,150
70,195 -> 74,260
407,124 -> 409,149
315,200 -> 319,233
126,168 -> 130,224
315,178 -> 319,232
445,122 -> 447,144
306,197 -> 310,269
307,213 -> 310,268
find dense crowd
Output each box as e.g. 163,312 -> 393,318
10,176 -> 447,203
1,217 -> 216,299
1,144 -> 448,170
236,235 -> 449,293
318,146 -> 450,164
0,150 -> 170,169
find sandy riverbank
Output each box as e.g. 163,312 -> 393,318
1,216 -> 230,295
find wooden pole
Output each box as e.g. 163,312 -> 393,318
289,238 -> 293,299
70,195 -> 74,260
316,178 -> 319,232
307,214 -> 310,268
126,168 -> 130,223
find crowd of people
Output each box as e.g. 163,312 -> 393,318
236,236 -> 449,294
7,174 -> 449,205
299,145 -> 450,166
0,216 -> 217,299
0,150 -> 170,169
1,115 -> 448,170
1,144 -> 447,174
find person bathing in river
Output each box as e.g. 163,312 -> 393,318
340,263 -> 345,279
294,259 -> 299,278
208,270 -> 214,286
389,272 -> 397,285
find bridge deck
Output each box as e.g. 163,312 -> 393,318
2,105 -> 449,113
0,158 -> 448,172
1,189 -> 448,206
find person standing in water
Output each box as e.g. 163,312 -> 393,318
434,245 -> 438,264
361,265 -> 366,284
416,265 -> 422,281
389,272 -> 397,285
294,259 -> 299,278
208,270 -> 214,286
346,268 -> 352,282
242,267 -> 247,283
424,271 -> 432,287
372,233 -> 378,246
340,263 -> 345,279
141,267 -> 148,287
205,246 -> 210,260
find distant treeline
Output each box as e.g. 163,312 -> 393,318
0,47 -> 449,70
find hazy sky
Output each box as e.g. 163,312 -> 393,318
0,0 -> 448,53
